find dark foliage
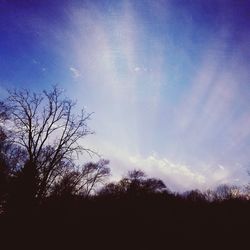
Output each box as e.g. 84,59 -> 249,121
0,88 -> 250,249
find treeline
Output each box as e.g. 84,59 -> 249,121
0,87 -> 112,214
0,87 -> 250,249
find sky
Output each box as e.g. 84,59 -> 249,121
0,0 -> 250,191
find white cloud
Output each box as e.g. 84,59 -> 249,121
218,164 -> 225,170
41,1 -> 249,191
134,67 -> 141,72
78,136 -> 246,192
127,155 -> 245,192
133,66 -> 149,73
69,67 -> 81,78
128,154 -> 206,191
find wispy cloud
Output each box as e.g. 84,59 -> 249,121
69,67 -> 81,78
128,153 -> 246,191
129,154 -> 206,191
81,136 -> 245,191
20,0 -> 250,190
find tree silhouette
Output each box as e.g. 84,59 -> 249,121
214,184 -> 241,201
183,189 -> 206,202
4,86 -> 94,201
99,169 -> 167,197
0,129 -> 8,210
51,159 -> 110,197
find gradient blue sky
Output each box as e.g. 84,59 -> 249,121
0,0 -> 250,191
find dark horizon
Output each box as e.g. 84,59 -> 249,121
1,86 -> 250,249
1,2 -> 250,248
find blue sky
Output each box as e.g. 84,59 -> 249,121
0,0 -> 250,191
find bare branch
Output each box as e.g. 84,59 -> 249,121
5,86 -> 94,199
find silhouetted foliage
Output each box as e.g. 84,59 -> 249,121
51,159 -> 110,197
4,86 -> 94,201
183,189 -> 206,202
0,114 -> 25,211
214,184 -> 241,201
0,129 -> 8,207
0,101 -> 8,122
99,169 -> 167,198
1,88 -> 250,249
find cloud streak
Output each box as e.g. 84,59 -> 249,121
69,67 -> 81,78
58,1 -> 250,190
1,0 -> 250,191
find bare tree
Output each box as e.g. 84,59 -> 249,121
0,101 -> 8,122
99,169 -> 167,196
214,184 -> 241,201
0,101 -> 9,145
0,101 -> 25,211
5,86 -> 94,199
52,159 -> 110,197
80,159 -> 110,196
183,189 -> 206,202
